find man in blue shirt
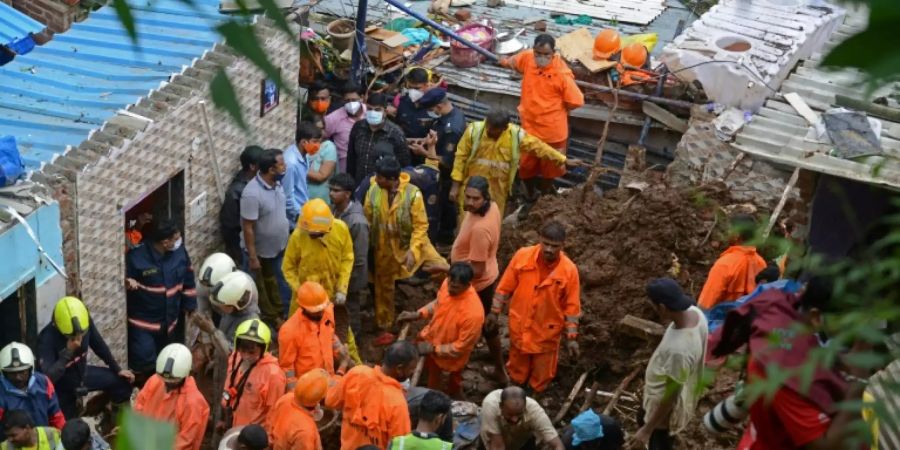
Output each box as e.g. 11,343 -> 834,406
0,343 -> 66,430
283,122 -> 322,227
125,220 -> 197,380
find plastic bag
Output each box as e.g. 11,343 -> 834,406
622,33 -> 659,52
0,135 -> 24,187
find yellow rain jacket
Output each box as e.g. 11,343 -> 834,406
282,219 -> 355,317
364,173 -> 445,328
452,122 -> 565,218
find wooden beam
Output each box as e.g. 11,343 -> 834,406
642,102 -> 688,133
619,314 -> 665,341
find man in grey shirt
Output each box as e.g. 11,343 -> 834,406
329,172 -> 369,338
240,148 -> 290,328
481,386 -> 565,450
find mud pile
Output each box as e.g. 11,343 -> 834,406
499,182 -> 741,448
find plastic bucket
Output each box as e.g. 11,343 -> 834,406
451,23 -> 495,68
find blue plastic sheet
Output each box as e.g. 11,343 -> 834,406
0,135 -> 24,186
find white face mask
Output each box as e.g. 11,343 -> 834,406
344,101 -> 361,115
409,89 -> 424,103
366,110 -> 384,126
535,54 -> 552,68
171,238 -> 183,251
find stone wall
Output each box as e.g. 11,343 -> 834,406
11,0 -> 83,33
31,18 -> 299,362
666,108 -> 798,210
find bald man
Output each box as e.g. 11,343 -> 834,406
480,387 -> 564,450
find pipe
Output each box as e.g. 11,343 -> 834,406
382,0 -> 500,61
575,80 -> 696,110
350,0 -> 369,84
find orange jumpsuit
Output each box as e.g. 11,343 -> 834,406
504,50 -> 584,180
417,280 -> 485,396
324,365 -> 411,450
278,303 -> 343,387
134,374 -> 210,450
267,393 -> 322,450
223,352 -> 286,427
493,245 -> 581,392
697,245 -> 767,309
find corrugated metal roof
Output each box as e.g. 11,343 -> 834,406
0,0 -> 225,172
312,0 -> 695,96
0,2 -> 46,60
732,9 -> 900,190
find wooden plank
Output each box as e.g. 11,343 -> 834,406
783,92 -> 820,125
619,314 -> 665,341
382,33 -> 409,48
556,28 -> 618,73
642,102 -> 688,133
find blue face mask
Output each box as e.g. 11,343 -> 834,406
366,110 -> 384,126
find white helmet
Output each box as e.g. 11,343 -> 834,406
211,271 -> 257,311
155,343 -> 193,380
0,342 -> 35,372
198,253 -> 237,287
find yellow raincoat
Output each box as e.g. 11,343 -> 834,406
282,219 -> 354,316
451,122 -> 566,220
364,173 -> 446,329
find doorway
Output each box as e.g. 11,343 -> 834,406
0,280 -> 38,349
123,171 -> 185,250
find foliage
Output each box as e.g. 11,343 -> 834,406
821,0 -> 900,91
115,407 -> 176,450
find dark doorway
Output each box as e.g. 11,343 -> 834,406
123,171 -> 185,250
0,279 -> 38,350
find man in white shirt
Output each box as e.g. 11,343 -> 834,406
631,278 -> 708,450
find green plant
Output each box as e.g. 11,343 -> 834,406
115,407 -> 176,450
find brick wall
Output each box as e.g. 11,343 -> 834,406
11,0 -> 82,33
33,18 -> 300,363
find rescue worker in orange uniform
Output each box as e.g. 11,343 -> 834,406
133,343 -> 210,450
219,319 -> 285,431
325,341 -> 418,450
278,281 -> 351,389
698,213 -> 767,310
397,262 -> 485,399
267,368 -> 329,450
500,34 -> 584,202
488,220 -> 581,393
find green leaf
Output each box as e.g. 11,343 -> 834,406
843,351 -> 887,370
211,70 -> 247,130
256,0 -> 295,38
216,21 -> 286,92
116,408 -> 176,450
821,0 -> 900,90
111,0 -> 138,43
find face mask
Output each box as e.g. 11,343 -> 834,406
171,238 -> 183,251
408,89 -> 424,103
344,101 -> 361,115
535,54 -> 552,68
303,142 -> 321,156
311,99 -> 330,114
427,110 -> 441,119
366,110 -> 384,126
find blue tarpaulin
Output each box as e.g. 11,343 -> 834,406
0,2 -> 45,65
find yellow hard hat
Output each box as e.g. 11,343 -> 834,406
53,296 -> 90,336
294,368 -> 329,407
234,319 -> 272,353
299,198 -> 334,234
296,281 -> 329,313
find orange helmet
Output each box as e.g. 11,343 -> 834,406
296,281 -> 329,313
593,29 -> 621,60
621,42 -> 648,68
294,368 -> 329,407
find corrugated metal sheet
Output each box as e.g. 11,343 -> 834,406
868,359 -> 900,450
0,2 -> 46,59
0,0 -> 225,172
732,9 -> 900,190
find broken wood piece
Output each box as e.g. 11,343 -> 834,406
579,380 -> 601,411
583,388 -> 638,402
410,357 -> 426,387
762,167 -> 800,239
602,366 -> 642,415
783,92 -> 820,126
619,314 -> 665,341
642,102 -> 688,133
399,324 -> 411,341
554,371 -> 589,423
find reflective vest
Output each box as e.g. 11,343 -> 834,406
1,427 -> 59,450
467,121 -> 523,191
390,433 -> 452,450
367,183 -> 418,250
